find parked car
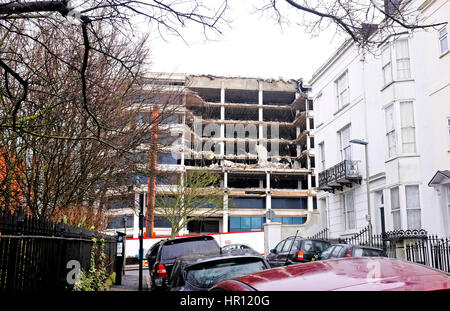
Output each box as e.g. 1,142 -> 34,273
168,249 -> 270,291
210,257 -> 450,291
266,237 -> 330,267
147,235 -> 221,291
318,244 -> 387,261
221,244 -> 260,256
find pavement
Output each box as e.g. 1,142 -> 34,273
109,266 -> 151,291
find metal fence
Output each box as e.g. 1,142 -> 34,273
308,228 -> 329,240
333,226 -> 450,273
405,236 -> 450,273
0,210 -> 116,291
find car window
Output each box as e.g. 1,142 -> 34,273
301,240 -> 314,252
282,239 -> 295,252
274,240 -> 286,253
160,240 -> 221,261
314,241 -> 331,252
185,258 -> 266,289
354,248 -> 384,257
301,240 -> 327,253
330,246 -> 344,258
168,261 -> 181,285
148,242 -> 160,257
320,246 -> 334,260
353,248 -> 364,257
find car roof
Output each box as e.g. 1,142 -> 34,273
331,244 -> 384,251
175,250 -> 265,269
217,257 -> 450,291
285,236 -> 329,242
160,235 -> 216,245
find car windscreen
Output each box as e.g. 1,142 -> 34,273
319,246 -> 334,260
185,258 -> 266,289
353,248 -> 384,257
160,240 -> 220,262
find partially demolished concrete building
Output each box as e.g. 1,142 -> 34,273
105,74 -> 317,237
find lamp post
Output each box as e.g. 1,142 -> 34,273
349,139 -> 373,247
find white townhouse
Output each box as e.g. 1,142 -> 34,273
310,0 -> 450,239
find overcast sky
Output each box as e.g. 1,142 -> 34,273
146,2 -> 345,83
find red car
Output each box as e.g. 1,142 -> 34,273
210,257 -> 450,291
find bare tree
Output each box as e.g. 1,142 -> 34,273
260,0 -> 447,50
0,17 -> 188,223
155,170 -> 225,239
0,0 -> 229,138
0,0 -> 229,223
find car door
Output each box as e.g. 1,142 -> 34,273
277,238 -> 297,266
266,240 -> 286,267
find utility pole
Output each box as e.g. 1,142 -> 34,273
146,106 -> 159,237
138,193 -> 144,291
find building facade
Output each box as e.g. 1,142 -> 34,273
312,0 -> 450,238
104,74 -> 317,237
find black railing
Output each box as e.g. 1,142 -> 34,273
0,211 -> 116,291
330,226 -> 450,273
308,228 -> 329,240
318,160 -> 361,191
406,236 -> 450,273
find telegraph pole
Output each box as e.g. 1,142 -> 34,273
138,193 -> 144,291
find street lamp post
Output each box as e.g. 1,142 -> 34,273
349,139 -> 373,247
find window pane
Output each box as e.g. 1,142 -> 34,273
230,217 -> 240,230
341,126 -> 351,160
382,44 -> 391,65
395,40 -> 409,59
388,131 -> 397,157
383,63 -> 393,85
251,217 -> 262,230
391,187 -> 400,210
400,102 -> 414,127
396,40 -> 411,79
441,37 -> 449,54
397,60 -> 411,79
393,210 -> 402,230
406,186 -> 420,209
241,217 -> 251,229
345,192 -> 356,230
402,127 -> 416,150
407,209 -> 421,229
385,105 -> 395,131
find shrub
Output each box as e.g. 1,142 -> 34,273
74,238 -> 114,291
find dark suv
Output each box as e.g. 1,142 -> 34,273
146,235 -> 221,291
266,237 -> 330,267
168,249 -> 270,291
318,244 -> 387,260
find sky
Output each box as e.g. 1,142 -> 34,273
146,1 -> 346,83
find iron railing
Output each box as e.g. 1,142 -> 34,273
330,226 -> 450,273
318,160 -> 361,190
405,236 -> 450,273
0,211 -> 116,291
308,228 -> 329,240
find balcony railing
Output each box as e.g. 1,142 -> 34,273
318,160 -> 362,193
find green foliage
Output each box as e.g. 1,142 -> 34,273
62,214 -> 95,231
73,238 -> 114,291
